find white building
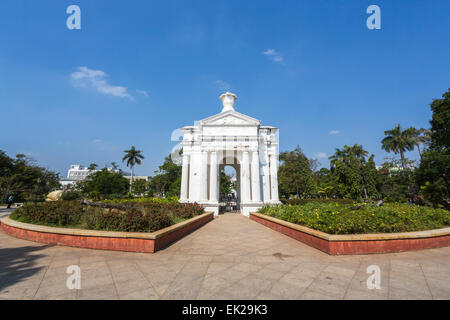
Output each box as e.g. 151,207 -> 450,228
60,164 -> 149,188
179,92 -> 281,216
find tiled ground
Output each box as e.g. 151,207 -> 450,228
0,212 -> 449,300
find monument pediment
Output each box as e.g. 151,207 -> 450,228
200,110 -> 261,127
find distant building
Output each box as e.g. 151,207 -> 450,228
59,164 -> 149,188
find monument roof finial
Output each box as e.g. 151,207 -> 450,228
219,91 -> 237,112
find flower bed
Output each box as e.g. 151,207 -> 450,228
9,200 -> 205,233
258,202 -> 450,234
250,212 -> 450,255
1,212 -> 213,253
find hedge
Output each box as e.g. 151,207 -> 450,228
258,201 -> 450,234
10,200 -> 204,233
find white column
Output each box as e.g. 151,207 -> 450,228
241,151 -> 251,203
180,154 -> 189,201
270,154 -> 280,202
251,151 -> 261,202
209,151 -> 218,202
262,150 -> 271,203
200,151 -> 209,201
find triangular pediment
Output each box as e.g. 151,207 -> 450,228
199,110 -> 261,126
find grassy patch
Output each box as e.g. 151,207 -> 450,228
258,202 -> 450,234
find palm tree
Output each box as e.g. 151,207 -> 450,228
381,124 -> 415,170
87,163 -> 98,170
406,127 -> 430,160
348,144 -> 369,161
329,147 -> 347,169
122,146 -> 145,193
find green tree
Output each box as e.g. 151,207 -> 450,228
131,178 -> 148,196
87,163 -> 98,171
219,169 -> 234,197
148,154 -> 181,197
406,127 -> 430,160
0,151 -> 60,202
381,124 -> 415,170
328,145 -> 380,200
122,146 -> 145,193
79,168 -> 129,200
416,88 -> 450,206
278,146 -> 317,199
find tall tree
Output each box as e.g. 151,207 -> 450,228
328,145 -> 380,200
405,127 -> 430,160
381,124 -> 415,170
148,154 -> 181,197
122,146 -> 144,193
278,146 -> 317,198
416,88 -> 450,205
87,163 -> 98,171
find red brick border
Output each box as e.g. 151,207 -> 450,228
250,213 -> 450,255
0,213 -> 213,253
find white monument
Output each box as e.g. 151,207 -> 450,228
179,92 -> 280,216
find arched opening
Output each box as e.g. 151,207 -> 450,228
219,161 -> 240,213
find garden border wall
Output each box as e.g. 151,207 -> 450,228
250,212 -> 450,255
0,212 -> 213,253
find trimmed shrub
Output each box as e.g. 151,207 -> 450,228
258,201 -> 450,234
10,200 -> 204,233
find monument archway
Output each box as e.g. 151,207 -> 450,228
179,92 -> 281,216
219,157 -> 240,212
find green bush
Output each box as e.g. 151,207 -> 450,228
10,201 -> 85,227
100,196 -> 179,204
280,198 -> 354,206
10,200 -> 204,233
258,201 -> 450,234
61,191 -> 83,201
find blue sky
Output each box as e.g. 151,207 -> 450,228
0,0 -> 449,176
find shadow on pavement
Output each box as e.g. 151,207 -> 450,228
0,244 -> 53,291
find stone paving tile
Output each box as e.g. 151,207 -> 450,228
120,287 -> 159,300
300,289 -> 339,300
1,212 -> 449,300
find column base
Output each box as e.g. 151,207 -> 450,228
198,201 -> 220,216
240,202 -> 264,217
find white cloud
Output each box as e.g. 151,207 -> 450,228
263,49 -> 283,63
136,89 -> 149,97
214,80 -> 231,91
329,130 -> 340,135
70,66 -> 133,100
314,152 -> 327,159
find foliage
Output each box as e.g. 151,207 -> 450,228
258,202 -> 450,234
101,196 -> 179,204
327,145 -> 380,200
10,200 -> 204,233
378,162 -> 416,202
78,168 -> 129,200
220,169 -> 234,197
122,146 -> 145,193
10,201 -> 85,227
131,178 -> 148,196
0,151 -> 60,203
61,190 -> 83,201
148,154 -> 181,197
416,88 -> 450,207
281,198 -> 353,205
381,124 -> 415,170
278,146 -> 317,199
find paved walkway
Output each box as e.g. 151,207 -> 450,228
0,213 -> 449,300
